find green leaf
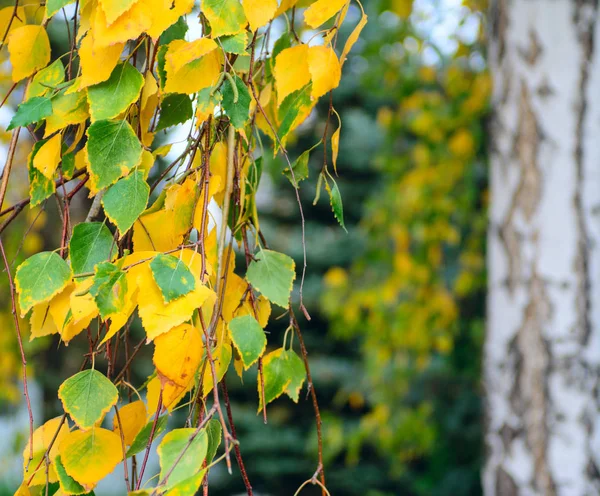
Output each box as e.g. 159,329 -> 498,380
150,253 -> 196,304
157,45 -> 169,89
102,170 -> 150,236
218,32 -> 248,54
27,140 -> 55,207
69,222 -> 115,275
283,349 -> 305,402
61,150 -> 76,179
89,261 -> 127,319
58,369 -> 118,430
7,96 -> 53,130
46,0 -> 75,16
283,149 -> 310,187
326,176 -> 347,232
156,94 -> 193,131
87,62 -> 144,121
55,455 -> 86,494
157,428 -> 208,490
27,60 -> 65,99
126,416 -> 168,457
258,348 -> 292,411
203,0 -> 246,37
228,315 -> 267,369
246,249 -> 296,308
278,84 -> 312,141
15,251 -> 71,315
205,419 -> 221,464
87,119 -> 142,192
222,75 -> 251,129
160,16 -> 189,45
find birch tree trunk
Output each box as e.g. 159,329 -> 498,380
485,1 -> 600,494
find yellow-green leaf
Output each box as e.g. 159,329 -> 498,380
58,428 -> 122,487
203,0 -> 247,37
58,369 -> 118,429
15,252 -> 72,316
157,428 -> 208,490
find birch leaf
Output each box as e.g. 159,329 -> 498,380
274,45 -> 310,106
242,0 -> 277,31
27,60 -> 65,100
228,315 -> 267,370
307,45 -> 341,99
102,170 -> 150,236
79,33 -> 124,88
7,25 -> 51,82
58,428 -> 122,487
258,348 -> 292,411
153,324 -> 203,387
69,222 -> 115,274
44,89 -> 89,136
87,120 -> 143,194
203,0 -> 247,37
99,0 -> 140,25
126,414 -> 168,457
304,0 -> 348,29
150,254 -> 197,303
222,74 -> 252,129
87,62 -> 144,121
113,401 -> 147,446
7,96 -> 52,131
58,370 -> 118,430
32,133 -> 62,179
158,428 -> 208,490
246,249 -> 296,308
15,252 -> 72,316
89,261 -> 128,319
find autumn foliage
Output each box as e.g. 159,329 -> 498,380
0,0 -> 365,493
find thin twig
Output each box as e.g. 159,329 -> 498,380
0,237 -> 33,466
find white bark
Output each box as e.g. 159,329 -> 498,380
485,1 -> 600,494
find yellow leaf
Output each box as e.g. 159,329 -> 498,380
99,0 -> 141,25
79,32 -> 124,88
153,324 -> 203,387
33,134 -> 62,180
147,374 -> 192,415
274,0 -> 300,16
113,401 -> 147,446
0,6 -> 25,38
340,2 -> 367,66
140,73 -> 159,147
23,417 -> 69,486
165,37 -> 218,74
138,149 -> 155,179
92,0 -> 152,47
203,0 -> 247,37
242,0 -> 277,31
165,178 -> 198,235
200,332 -> 232,397
64,279 -> 99,343
7,25 -> 51,82
145,0 -> 194,39
331,107 -> 341,173
164,40 -> 223,95
307,45 -> 341,99
29,301 -> 58,340
76,0 -> 96,41
58,428 -> 122,488
13,482 -> 31,496
133,209 -> 184,252
304,0 -> 348,29
274,45 -> 310,106
44,89 -> 89,137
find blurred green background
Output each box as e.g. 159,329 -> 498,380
0,0 -> 489,494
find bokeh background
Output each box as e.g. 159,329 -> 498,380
0,0 -> 490,494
